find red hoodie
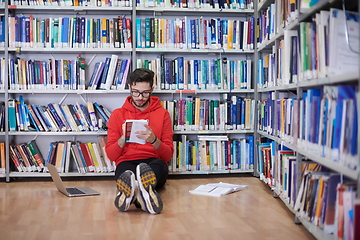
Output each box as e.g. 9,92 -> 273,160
105,96 -> 174,166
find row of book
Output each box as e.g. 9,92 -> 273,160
258,8 -> 359,88
88,56 -> 131,90
257,47 -> 276,88
257,0 -> 299,47
9,0 -> 253,8
295,171 -> 357,239
135,17 -> 255,50
258,138 -> 357,239
8,16 -> 132,49
9,140 -> 46,172
137,56 -> 252,90
169,135 -> 254,172
297,9 -> 359,79
258,29 -> 300,88
6,55 -> 251,91
9,136 -> 116,173
6,15 -> 258,51
46,138 -> 115,173
10,0 -> 132,7
258,85 -> 358,171
7,96 -> 111,132
8,57 -> 87,91
161,95 -> 255,131
257,140 -> 322,205
137,0 -> 253,9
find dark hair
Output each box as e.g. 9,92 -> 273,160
128,68 -> 155,87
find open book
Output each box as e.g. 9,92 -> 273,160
189,182 -> 248,197
125,119 -> 148,144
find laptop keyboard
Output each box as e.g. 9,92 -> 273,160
66,188 -> 86,195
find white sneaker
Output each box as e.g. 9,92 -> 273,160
114,170 -> 136,212
136,163 -> 163,214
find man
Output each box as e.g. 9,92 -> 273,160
105,68 -> 174,214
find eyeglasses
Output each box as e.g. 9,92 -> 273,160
130,90 -> 152,97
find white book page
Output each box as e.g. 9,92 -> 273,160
189,185 -> 230,197
126,119 -> 148,144
189,182 -> 248,197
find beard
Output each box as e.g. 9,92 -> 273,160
131,96 -> 150,108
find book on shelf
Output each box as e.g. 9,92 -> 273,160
88,62 -> 105,90
67,104 -> 84,131
27,140 -> 45,170
101,54 -> 118,90
79,143 -> 95,172
296,8 -> 359,81
63,141 -> 72,173
98,136 -> 115,172
0,102 -> 5,132
70,143 -> 86,173
335,182 -> 357,240
54,142 -> 65,172
87,142 -> 100,173
354,199 -> 360,240
189,182 -> 248,197
48,103 -> 67,131
328,9 -> 359,76
77,142 -> 92,172
86,101 -> 99,131
28,105 -> 43,131
294,171 -> 342,234
19,143 -> 40,172
9,144 -> 23,172
8,99 -> 17,132
93,102 -> 111,129
61,104 -> 79,132
75,102 -> 91,131
115,59 -> 131,90
0,142 -> 5,174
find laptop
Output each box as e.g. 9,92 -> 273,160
47,163 -> 101,197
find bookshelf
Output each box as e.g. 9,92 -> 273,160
255,0 -> 359,238
1,0 -> 259,180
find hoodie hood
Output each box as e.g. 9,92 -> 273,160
122,96 -> 162,114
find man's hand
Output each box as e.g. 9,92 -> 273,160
135,124 -> 157,144
117,122 -> 126,148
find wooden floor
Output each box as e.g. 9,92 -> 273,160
0,176 -> 316,240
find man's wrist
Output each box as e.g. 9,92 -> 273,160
118,136 -> 125,148
149,136 -> 157,144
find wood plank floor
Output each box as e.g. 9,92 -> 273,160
0,176 -> 316,240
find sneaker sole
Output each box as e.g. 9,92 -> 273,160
136,163 -> 163,214
114,171 -> 135,212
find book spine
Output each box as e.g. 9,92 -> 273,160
99,57 -> 111,89
48,103 -> 66,131
67,104 -> 83,131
